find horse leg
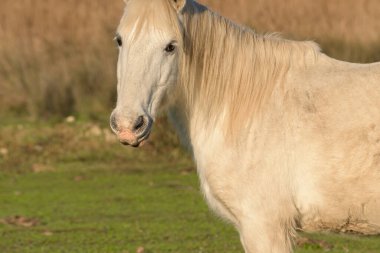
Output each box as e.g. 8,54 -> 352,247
238,215 -> 295,253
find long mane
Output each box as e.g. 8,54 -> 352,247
179,2 -> 320,136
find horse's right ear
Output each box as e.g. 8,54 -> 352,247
170,0 -> 187,13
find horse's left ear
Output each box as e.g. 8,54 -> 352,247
170,0 -> 186,13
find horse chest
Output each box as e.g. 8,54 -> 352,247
197,162 -> 241,225
192,139 -> 243,225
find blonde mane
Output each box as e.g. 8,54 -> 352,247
179,2 -> 320,136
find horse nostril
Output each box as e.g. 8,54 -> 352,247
110,113 -> 118,132
133,116 -> 145,132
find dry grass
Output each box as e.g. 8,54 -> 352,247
202,0 -> 380,44
0,0 -> 380,117
0,0 -> 124,117
202,0 -> 380,63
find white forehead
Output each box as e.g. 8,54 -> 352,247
117,0 -> 181,42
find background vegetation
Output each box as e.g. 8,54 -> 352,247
1,0 -> 380,252
1,0 -> 380,118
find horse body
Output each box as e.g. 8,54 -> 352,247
288,58 -> 380,233
170,52 -> 380,251
111,0 -> 380,252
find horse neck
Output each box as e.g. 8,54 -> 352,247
171,1 -> 320,146
175,3 -> 232,127
175,4 -> 261,142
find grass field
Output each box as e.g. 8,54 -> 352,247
1,119 -> 380,253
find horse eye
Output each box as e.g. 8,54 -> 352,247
164,43 -> 176,53
115,35 -> 122,47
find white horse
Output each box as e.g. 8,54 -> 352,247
110,0 -> 380,252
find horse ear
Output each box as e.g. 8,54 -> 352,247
170,0 -> 187,12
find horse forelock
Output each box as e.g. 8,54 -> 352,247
117,0 -> 183,44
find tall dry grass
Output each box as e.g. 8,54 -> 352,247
202,0 -> 380,62
203,0 -> 380,43
0,0 -> 379,118
0,0 -> 124,118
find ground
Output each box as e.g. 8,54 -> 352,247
1,118 -> 380,253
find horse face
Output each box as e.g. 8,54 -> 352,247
110,0 -> 186,147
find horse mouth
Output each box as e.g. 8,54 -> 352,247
120,130 -> 151,148
132,132 -> 151,148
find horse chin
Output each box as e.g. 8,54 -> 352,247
130,139 -> 148,148
120,138 -> 147,148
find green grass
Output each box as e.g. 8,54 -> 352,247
1,119 -> 380,253
0,164 -> 242,253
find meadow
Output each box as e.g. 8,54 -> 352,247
1,0 -> 380,252
1,120 -> 380,252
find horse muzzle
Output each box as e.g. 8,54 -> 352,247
110,112 -> 152,148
